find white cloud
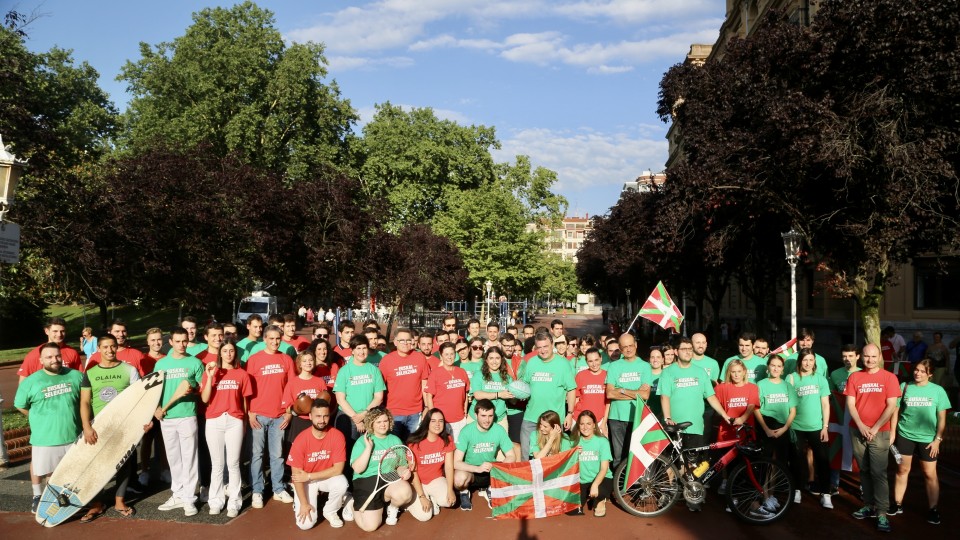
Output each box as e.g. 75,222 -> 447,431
589,65 -> 634,74
327,56 -> 414,71
555,0 -> 718,23
354,103 -> 471,128
495,126 -> 668,192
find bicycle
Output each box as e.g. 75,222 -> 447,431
613,422 -> 793,524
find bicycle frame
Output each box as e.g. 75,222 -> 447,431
665,425 -> 767,494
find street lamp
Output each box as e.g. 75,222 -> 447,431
625,288 -> 632,322
0,135 -> 27,223
781,229 -> 802,340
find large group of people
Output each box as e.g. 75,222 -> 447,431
9,315 -> 952,534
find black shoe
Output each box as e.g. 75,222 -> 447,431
888,502 -> 903,516
566,507 -> 584,516
806,482 -> 821,496
31,495 -> 40,513
928,507 -> 940,525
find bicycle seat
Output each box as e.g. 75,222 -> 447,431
663,421 -> 692,434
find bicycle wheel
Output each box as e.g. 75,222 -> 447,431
613,455 -> 682,517
725,458 -> 793,524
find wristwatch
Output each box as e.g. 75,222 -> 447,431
619,387 -> 626,395
935,436 -> 944,441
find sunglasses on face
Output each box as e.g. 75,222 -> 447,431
315,333 -> 328,338
471,345 -> 484,350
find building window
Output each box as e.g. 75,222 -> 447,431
914,257 -> 960,310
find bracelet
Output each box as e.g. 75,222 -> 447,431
935,436 -> 943,441
419,495 -> 427,499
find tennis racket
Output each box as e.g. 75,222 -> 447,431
356,443 -> 415,512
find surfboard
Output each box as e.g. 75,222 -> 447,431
36,370 -> 165,527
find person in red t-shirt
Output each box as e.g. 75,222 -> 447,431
246,326 -> 296,507
844,343 -> 901,531
379,329 -> 430,439
200,339 -> 252,517
426,343 -> 470,441
714,360 -> 760,442
17,317 -> 82,382
281,350 -> 330,442
573,348 -> 610,436
405,408 -> 457,521
332,320 -> 355,360
193,324 -> 224,366
85,320 -> 149,375
287,399 -> 349,529
282,314 -> 311,352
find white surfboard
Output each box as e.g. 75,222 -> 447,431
36,370 -> 165,527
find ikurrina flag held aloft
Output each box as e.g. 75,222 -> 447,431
489,448 -> 581,519
638,281 -> 684,332
771,337 -> 798,358
624,398 -> 671,486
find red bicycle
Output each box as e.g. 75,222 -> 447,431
614,423 -> 793,524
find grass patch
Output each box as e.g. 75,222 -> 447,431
2,408 -> 28,431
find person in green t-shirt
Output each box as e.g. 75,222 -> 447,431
570,411 -> 613,518
529,411 -> 574,459
14,342 -> 83,512
783,329 -> 828,375
658,337 -> 729,440
691,333 -> 720,383
79,334 -> 141,520
153,327 -> 204,516
520,332 -> 577,460
345,408 -> 413,531
785,348 -> 831,506
721,332 -> 768,383
754,355 -> 799,485
332,335 -> 386,467
604,333 -> 651,469
237,315 -> 264,364
890,359 -> 950,523
453,399 -> 516,510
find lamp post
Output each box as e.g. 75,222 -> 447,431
781,229 -> 802,340
625,288 -> 632,323
484,280 -> 492,323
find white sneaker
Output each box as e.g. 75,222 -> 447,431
342,498 -> 355,522
227,507 -> 239,518
252,493 -> 264,509
158,496 -> 184,511
209,504 -> 222,515
431,496 -> 440,515
184,503 -> 198,517
718,479 -> 728,495
198,486 -> 209,503
821,494 -> 833,509
324,512 -> 344,528
478,488 -> 493,509
273,491 -> 294,504
385,505 -> 400,526
794,490 -> 801,504
764,496 -> 781,511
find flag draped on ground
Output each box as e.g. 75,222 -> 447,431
490,448 -> 581,519
771,337 -> 798,358
638,281 -> 684,332
624,398 -> 670,486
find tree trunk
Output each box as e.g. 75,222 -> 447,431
851,256 -> 888,347
97,299 -> 109,331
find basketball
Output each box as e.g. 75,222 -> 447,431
506,380 -> 532,400
294,393 -> 314,415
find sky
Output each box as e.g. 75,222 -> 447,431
6,0 -> 725,217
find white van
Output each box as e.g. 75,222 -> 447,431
236,291 -> 278,325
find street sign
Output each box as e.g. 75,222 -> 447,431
0,221 -> 20,264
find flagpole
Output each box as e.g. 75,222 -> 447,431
624,309 -> 643,336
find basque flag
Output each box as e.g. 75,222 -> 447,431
624,398 -> 670,486
490,448 -> 581,519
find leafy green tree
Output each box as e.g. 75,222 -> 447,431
539,253 -> 578,304
118,1 -> 357,179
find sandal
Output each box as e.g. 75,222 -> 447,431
80,509 -> 104,523
113,506 -> 136,518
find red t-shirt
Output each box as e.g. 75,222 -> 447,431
880,339 -> 894,365
246,350 -> 295,417
195,349 -> 217,365
715,382 -> 760,441
426,366 -> 470,422
284,335 -> 311,352
281,376 -> 330,420
202,368 -> 253,420
86,347 -> 148,376
332,344 -> 352,360
425,355 -> 441,372
844,369 -> 901,432
379,351 -> 430,416
410,435 -> 455,485
573,368 -> 608,421
506,354 -> 526,379
286,427 -> 347,473
142,353 -> 163,375
18,343 -> 82,377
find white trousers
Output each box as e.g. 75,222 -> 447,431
160,416 -> 199,504
406,477 -> 455,521
292,474 -> 349,530
205,413 -> 244,510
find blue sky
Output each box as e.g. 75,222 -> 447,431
9,0 -> 724,217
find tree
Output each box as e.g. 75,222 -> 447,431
356,103 -> 499,229
539,253 -> 578,304
118,1 -> 357,179
657,1 -> 960,345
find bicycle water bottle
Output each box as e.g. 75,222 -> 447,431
693,461 -> 710,478
889,445 -> 902,465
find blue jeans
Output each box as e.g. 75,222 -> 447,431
392,413 -> 422,440
250,415 -> 286,495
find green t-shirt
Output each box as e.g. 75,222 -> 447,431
460,360 -> 483,380
756,378 -> 797,424
332,360 -> 386,413
829,367 -> 860,394
897,382 -> 950,443
570,356 -> 589,373
469,371 -> 517,420
656,363 -> 714,435
528,430 -> 573,458
186,342 -> 208,357
155,355 -> 204,419
81,362 -> 140,416
605,358 -> 652,422
238,338 -> 296,364
577,434 -> 613,482
14,368 -> 83,446
521,354 -> 577,422
648,371 -> 664,418
366,350 -> 386,367
786,372 -> 829,431
692,356 -> 720,382
456,421 -> 514,466
721,355 -> 767,383
350,433 -> 403,479
784,352 -> 828,376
